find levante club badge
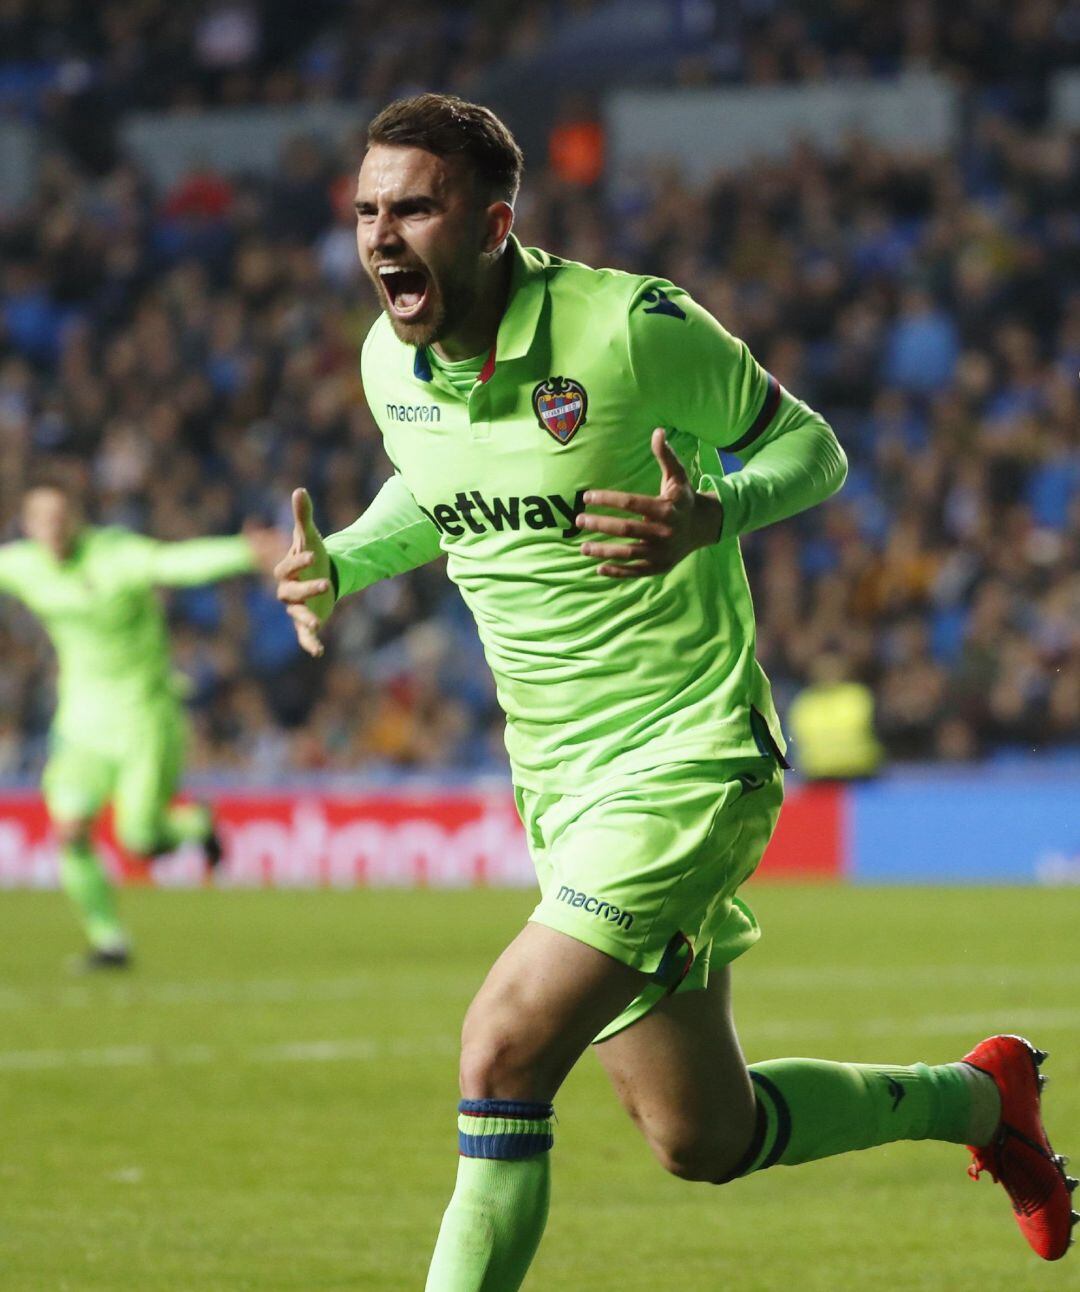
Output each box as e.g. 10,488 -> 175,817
532,376 -> 588,445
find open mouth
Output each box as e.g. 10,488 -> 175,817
378,265 -> 430,321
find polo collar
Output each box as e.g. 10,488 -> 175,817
412,235 -> 547,385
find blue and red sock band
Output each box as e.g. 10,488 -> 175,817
457,1099 -> 555,1160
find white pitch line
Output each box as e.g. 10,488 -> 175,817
745,1006 -> 1080,1044
746,964 -> 1080,990
1,1009 -> 1077,1074
0,1034 -> 459,1073
0,970 -> 476,1012
1,962 -> 1076,1014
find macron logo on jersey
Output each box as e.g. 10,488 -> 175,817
387,403 -> 441,423
418,489 -> 587,539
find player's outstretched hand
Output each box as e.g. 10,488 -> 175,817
274,488 -> 334,657
576,429 -> 724,578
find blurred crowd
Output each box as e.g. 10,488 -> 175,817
0,3 -> 1078,778
3,1 -> 1078,118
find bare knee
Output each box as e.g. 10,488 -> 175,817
651,1133 -> 747,1184
115,820 -> 164,860
459,1005 -> 552,1102
53,817 -> 92,849
627,1105 -> 755,1185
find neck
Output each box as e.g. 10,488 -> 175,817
50,529 -> 82,561
431,249 -> 512,362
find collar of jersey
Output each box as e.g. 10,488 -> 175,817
412,235 -> 546,386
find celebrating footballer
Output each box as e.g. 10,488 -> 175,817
275,94 -> 1076,1287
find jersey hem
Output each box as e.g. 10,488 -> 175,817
508,735 -> 783,796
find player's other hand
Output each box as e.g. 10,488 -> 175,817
274,488 -> 334,657
576,429 -> 724,578
242,521 -> 289,576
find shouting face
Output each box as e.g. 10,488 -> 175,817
355,144 -> 507,351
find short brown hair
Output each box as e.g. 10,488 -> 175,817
367,93 -> 524,205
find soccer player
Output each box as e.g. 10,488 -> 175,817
0,476 -> 282,968
274,95 -> 1076,1283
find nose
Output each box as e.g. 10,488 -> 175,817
367,209 -> 403,255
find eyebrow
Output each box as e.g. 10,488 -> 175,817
353,194 -> 442,214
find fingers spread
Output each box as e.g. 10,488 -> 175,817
276,577 -> 330,604
286,604 -> 322,633
292,487 -> 312,531
272,545 -> 313,576
581,540 -> 650,561
652,427 -> 688,483
296,625 -> 324,658
273,549 -> 315,580
576,513 -> 672,540
597,560 -> 657,578
581,490 -> 673,521
285,604 -> 324,656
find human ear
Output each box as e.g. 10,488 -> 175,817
483,200 -> 514,254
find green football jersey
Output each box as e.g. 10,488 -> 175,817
327,237 -> 847,791
0,528 -> 254,744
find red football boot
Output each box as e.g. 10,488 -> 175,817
963,1035 -> 1078,1261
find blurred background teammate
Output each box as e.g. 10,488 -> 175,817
0,477 -> 281,966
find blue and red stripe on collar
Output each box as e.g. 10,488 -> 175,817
413,343 -> 497,385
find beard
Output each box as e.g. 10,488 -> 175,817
371,260 -> 479,350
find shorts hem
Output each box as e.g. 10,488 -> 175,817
527,907 -> 664,976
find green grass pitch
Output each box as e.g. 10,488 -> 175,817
1,882 -> 1077,1290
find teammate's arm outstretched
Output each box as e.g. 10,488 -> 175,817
118,524 -> 283,587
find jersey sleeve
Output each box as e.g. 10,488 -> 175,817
324,472 -> 442,600
111,532 -> 255,588
627,279 -> 847,538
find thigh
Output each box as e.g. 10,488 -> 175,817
460,921 -> 647,1102
527,773 -> 739,977
42,732 -> 114,826
113,707 -> 186,851
594,965 -> 756,1176
529,763 -> 782,1045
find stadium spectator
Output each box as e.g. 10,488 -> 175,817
787,652 -> 884,780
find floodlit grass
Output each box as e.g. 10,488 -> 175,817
1,883 -> 1077,1290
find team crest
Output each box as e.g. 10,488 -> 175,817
532,376 -> 588,445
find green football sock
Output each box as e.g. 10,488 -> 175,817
58,840 -> 127,950
160,802 -> 214,849
425,1100 -> 554,1292
736,1058 -> 997,1175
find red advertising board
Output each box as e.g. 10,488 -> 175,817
0,784 -> 843,888
757,781 -> 845,879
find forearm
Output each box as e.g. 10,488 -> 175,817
701,394 -> 847,540
146,535 -> 256,586
325,473 -> 442,600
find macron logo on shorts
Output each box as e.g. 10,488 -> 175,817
556,885 -> 634,931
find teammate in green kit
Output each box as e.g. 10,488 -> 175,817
275,95 -> 1076,1283
0,476 -> 282,968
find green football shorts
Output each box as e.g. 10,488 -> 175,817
519,757 -> 784,1042
42,700 -> 187,852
